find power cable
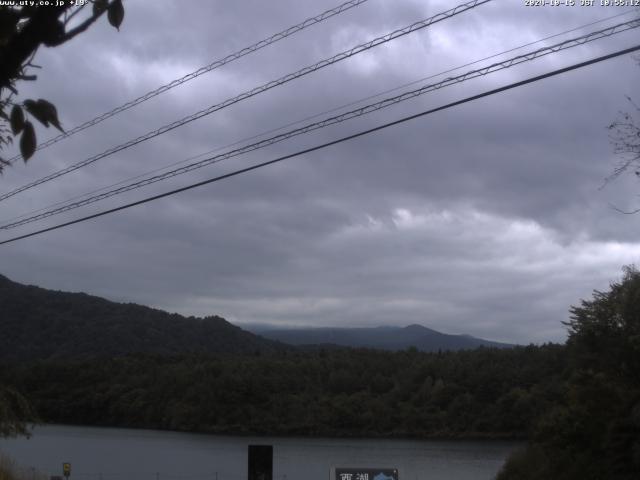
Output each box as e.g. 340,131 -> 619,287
2,18 -> 638,231
0,0 -> 491,203
1,43 -> 638,247
3,8 -> 634,227
6,0 -> 372,163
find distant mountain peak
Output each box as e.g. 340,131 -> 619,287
404,324 -> 437,333
244,323 -> 515,352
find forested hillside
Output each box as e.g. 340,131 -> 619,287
2,269 -> 639,478
0,274 -> 281,359
0,345 -> 564,438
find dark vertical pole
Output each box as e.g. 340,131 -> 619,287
248,445 -> 273,480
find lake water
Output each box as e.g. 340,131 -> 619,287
0,425 -> 519,480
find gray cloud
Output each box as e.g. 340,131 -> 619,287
2,0 -> 640,344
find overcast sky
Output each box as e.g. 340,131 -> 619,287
1,0 -> 639,344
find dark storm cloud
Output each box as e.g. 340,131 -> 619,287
2,0 -> 640,344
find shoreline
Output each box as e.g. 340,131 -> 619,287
22,422 -> 526,443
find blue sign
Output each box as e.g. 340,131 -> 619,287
335,468 -> 398,480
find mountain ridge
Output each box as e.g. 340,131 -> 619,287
1,273 -> 513,360
242,323 -> 514,352
0,274 -> 282,361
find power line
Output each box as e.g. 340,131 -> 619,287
1,43 -> 638,247
4,17 -> 637,230
3,18 -> 638,231
4,8 -> 634,228
0,0 -> 491,203
6,0 -> 372,164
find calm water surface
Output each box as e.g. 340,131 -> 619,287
0,425 -> 519,480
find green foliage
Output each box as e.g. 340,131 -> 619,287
499,267 -> 640,480
0,345 -> 566,439
0,387 -> 35,438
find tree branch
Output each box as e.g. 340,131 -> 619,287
63,4 -> 87,26
0,6 -> 68,89
47,3 -> 108,47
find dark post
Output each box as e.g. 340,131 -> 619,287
248,445 -> 273,480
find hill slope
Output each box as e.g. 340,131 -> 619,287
0,274 -> 281,360
246,324 -> 514,351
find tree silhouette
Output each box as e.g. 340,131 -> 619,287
605,55 -> 640,212
0,0 -> 124,169
0,387 -> 35,438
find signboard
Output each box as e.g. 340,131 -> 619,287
335,468 -> 398,480
248,445 -> 272,480
62,463 -> 71,478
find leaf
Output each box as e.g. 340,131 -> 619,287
23,99 -> 49,127
36,99 -> 64,133
23,99 -> 64,132
107,0 -> 124,31
93,0 -> 108,16
20,121 -> 36,162
10,106 -> 25,135
42,20 -> 65,47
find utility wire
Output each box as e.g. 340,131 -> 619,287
0,0 -> 491,203
6,0 -> 372,163
3,8 -> 633,227
1,43 -> 638,247
2,18 -> 638,231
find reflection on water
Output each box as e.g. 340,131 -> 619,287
0,425 -> 519,480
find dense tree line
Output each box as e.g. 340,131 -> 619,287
497,267 -> 640,480
0,345 -> 565,439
